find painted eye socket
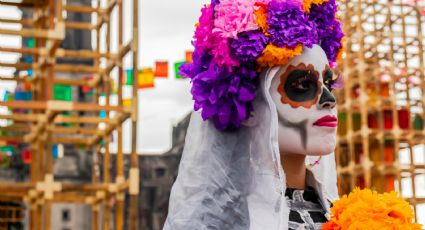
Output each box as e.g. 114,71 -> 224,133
323,69 -> 334,91
291,74 -> 313,93
284,69 -> 318,102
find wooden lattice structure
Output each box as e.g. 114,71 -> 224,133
0,0 -> 140,229
336,0 -> 425,222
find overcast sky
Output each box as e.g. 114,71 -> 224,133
136,0 -> 207,153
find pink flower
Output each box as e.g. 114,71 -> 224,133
193,4 -> 215,51
213,0 -> 258,38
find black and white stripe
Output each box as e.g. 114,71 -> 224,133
286,186 -> 328,230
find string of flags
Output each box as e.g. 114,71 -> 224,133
122,50 -> 193,89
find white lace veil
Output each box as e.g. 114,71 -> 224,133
163,67 -> 338,230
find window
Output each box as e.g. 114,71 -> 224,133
62,209 -> 70,222
155,167 -> 166,178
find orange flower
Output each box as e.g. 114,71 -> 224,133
302,0 -> 330,13
257,44 -> 303,69
322,188 -> 422,230
336,37 -> 345,61
254,4 -> 269,34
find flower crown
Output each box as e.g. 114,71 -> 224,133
180,0 -> 345,130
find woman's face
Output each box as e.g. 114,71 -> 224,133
269,45 -> 337,156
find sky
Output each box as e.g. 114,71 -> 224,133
135,0 -> 208,153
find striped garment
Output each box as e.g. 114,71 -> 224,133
286,186 -> 329,230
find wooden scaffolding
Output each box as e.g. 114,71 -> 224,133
336,0 -> 425,222
0,0 -> 140,229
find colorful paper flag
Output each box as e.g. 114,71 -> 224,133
3,91 -> 10,102
14,91 -> 32,101
22,149 -> 31,164
174,62 -> 186,79
0,153 -> 9,169
23,82 -> 32,91
155,61 -> 168,78
123,99 -> 132,107
124,69 -> 133,86
138,68 -> 154,89
27,38 -> 35,48
185,51 -> 193,63
23,56 -> 33,63
99,110 -> 106,118
54,85 -> 73,101
52,145 -> 63,159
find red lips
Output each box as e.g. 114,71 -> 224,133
313,115 -> 338,127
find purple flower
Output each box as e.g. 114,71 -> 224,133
267,0 -> 318,48
309,0 -> 337,38
211,0 -> 220,7
309,0 -> 344,61
230,30 -> 269,63
180,50 -> 258,130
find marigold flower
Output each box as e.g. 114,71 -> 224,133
322,188 -> 423,230
257,44 -> 303,69
303,0 -> 329,13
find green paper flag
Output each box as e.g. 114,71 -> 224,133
0,155 -> 9,169
54,85 -> 73,101
413,114 -> 423,130
0,145 -> 15,155
126,69 -> 133,85
174,62 -> 185,79
27,38 -> 35,48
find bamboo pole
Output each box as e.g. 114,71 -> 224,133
130,0 -> 140,229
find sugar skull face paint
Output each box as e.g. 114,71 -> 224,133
269,45 -> 337,156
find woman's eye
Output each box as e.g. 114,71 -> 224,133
283,68 -> 319,102
291,76 -> 310,91
324,69 -> 334,90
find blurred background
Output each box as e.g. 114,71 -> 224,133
0,0 -> 424,229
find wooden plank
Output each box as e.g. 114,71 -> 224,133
0,18 -> 33,25
0,46 -> 42,55
63,4 -> 102,14
65,21 -> 95,30
54,64 -> 101,74
0,101 -> 125,112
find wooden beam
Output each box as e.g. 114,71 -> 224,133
48,126 -> 98,135
0,18 -> 33,25
0,62 -> 36,70
0,46 -> 43,55
0,101 -> 125,112
65,21 -> 95,30
63,4 -> 103,14
0,25 -> 63,40
54,115 -> 115,124
57,49 -> 115,59
54,64 -> 102,74
0,114 -> 43,122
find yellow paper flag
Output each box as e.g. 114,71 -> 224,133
138,68 -> 154,89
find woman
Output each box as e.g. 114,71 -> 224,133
164,0 -> 344,229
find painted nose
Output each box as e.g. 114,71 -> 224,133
317,87 -> 336,110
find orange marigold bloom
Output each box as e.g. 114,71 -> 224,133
303,0 -> 329,13
254,5 -> 269,34
322,188 -> 422,230
257,44 -> 303,69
